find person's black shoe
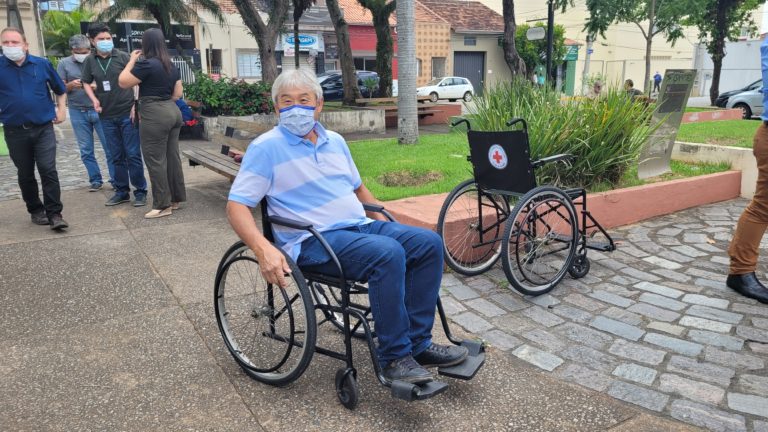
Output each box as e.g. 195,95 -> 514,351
382,355 -> 433,385
727,272 -> 768,304
31,211 -> 49,226
49,214 -> 69,231
414,343 -> 469,368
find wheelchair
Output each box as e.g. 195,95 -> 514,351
214,200 -> 485,410
438,118 -> 616,296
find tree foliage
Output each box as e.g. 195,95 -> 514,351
515,23 -> 566,79
357,0 -> 396,97
42,9 -> 95,56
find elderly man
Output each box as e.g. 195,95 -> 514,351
57,34 -> 114,192
227,69 -> 468,384
0,27 -> 68,230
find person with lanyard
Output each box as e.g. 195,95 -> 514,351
57,34 -> 115,192
727,35 -> 768,303
0,27 -> 69,230
81,23 -> 147,208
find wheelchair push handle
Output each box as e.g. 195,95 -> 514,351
451,118 -> 472,131
506,118 -> 528,132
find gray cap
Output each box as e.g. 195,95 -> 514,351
68,34 -> 90,49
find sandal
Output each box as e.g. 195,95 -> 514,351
171,202 -> 181,210
144,207 -> 172,219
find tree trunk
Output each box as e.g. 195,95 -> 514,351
397,0 -> 418,144
232,0 -> 287,83
502,0 -> 526,76
709,0 -> 728,106
644,0 -> 656,94
372,9 -> 394,97
326,0 -> 362,105
294,20 -> 301,69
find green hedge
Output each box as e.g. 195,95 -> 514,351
464,80 -> 656,190
183,73 -> 273,117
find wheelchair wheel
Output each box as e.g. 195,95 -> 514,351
438,179 -> 510,276
568,254 -> 590,279
310,281 -> 371,339
335,368 -> 360,409
502,186 -> 578,296
215,252 -> 317,387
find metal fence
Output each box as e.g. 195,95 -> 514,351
172,57 -> 196,84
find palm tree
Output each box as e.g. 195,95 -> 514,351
82,0 -> 225,62
42,9 -> 95,55
357,0 -> 396,97
326,0 -> 363,105
396,0 -> 417,144
233,0 -> 290,83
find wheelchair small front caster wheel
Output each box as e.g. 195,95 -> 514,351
335,368 -> 359,409
568,255 -> 590,279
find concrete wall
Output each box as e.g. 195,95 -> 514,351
415,21 -> 452,85
673,141 -> 757,199
450,32 -> 512,91
197,10 -> 263,80
693,40 -> 762,97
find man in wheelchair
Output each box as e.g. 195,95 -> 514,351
225,69 -> 468,385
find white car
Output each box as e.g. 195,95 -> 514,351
417,76 -> 474,102
726,87 -> 764,119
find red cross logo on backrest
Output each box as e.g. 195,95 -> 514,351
493,150 -> 503,164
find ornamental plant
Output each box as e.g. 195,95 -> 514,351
183,73 -> 273,116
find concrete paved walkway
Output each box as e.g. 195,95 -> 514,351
0,125 -> 762,431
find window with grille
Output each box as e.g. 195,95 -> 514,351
237,50 -> 262,78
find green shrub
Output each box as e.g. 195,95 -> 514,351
183,73 -> 273,116
464,79 -> 656,190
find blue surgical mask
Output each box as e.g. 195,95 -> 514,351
96,40 -> 114,53
279,105 -> 316,137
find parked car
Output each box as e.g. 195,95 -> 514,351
318,70 -> 379,101
715,79 -> 761,108
417,76 -> 474,103
726,86 -> 763,119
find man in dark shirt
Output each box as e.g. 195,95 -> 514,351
57,34 -> 114,192
0,27 -> 69,230
81,23 -> 147,207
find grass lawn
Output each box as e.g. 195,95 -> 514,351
684,107 -> 717,113
0,126 -> 7,156
677,119 -> 759,148
350,133 -> 732,201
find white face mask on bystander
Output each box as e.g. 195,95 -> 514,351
73,53 -> 88,63
2,46 -> 25,62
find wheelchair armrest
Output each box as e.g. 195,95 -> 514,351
362,202 -> 396,222
531,153 -> 576,169
267,215 -> 314,231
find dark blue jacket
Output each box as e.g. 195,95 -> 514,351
0,54 -> 66,127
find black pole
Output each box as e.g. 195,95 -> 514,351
545,0 -> 554,85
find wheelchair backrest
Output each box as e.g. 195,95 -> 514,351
467,129 -> 537,195
259,197 -> 275,242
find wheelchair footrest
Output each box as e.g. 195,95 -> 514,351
438,350 -> 485,380
390,380 -> 449,401
586,240 -> 615,252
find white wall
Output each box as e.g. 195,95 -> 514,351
693,40 -> 762,96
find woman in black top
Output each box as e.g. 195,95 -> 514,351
118,28 -> 185,219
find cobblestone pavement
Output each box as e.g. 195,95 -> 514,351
0,124 -> 108,202
441,200 -> 768,432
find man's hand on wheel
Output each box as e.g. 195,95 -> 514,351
256,243 -> 292,288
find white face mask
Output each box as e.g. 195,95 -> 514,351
73,53 -> 88,63
2,46 -> 25,62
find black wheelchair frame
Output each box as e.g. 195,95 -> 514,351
438,118 -> 616,296
214,199 -> 485,410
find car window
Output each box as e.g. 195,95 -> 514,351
460,78 -> 469,85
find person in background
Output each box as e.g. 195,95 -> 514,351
589,80 -> 603,98
57,34 -> 114,192
624,79 -> 643,99
81,23 -> 147,207
0,27 -> 69,230
119,28 -> 186,219
726,35 -> 768,304
653,71 -> 662,93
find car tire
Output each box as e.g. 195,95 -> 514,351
429,92 -> 438,103
734,103 -> 752,119
463,91 -> 473,102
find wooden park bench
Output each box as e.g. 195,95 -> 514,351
355,96 -> 431,105
181,119 -> 270,181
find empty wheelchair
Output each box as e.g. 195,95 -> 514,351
437,118 -> 615,296
214,200 -> 485,409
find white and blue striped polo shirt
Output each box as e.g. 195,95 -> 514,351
228,123 -> 371,259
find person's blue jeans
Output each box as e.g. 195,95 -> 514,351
100,115 -> 147,198
297,221 -> 444,367
69,108 -> 114,186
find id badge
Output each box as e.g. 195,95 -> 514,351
102,80 -> 111,92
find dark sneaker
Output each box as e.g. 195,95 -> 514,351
133,193 -> 147,207
31,211 -> 49,225
414,343 -> 469,368
105,194 -> 130,206
89,182 -> 103,192
382,355 -> 433,385
49,214 -> 69,230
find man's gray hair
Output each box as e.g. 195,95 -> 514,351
271,69 -> 323,104
69,34 -> 90,49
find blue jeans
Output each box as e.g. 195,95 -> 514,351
297,221 -> 444,366
69,108 -> 113,186
100,115 -> 147,197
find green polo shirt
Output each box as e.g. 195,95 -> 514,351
81,49 -> 134,119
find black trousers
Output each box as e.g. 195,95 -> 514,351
4,123 -> 63,217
